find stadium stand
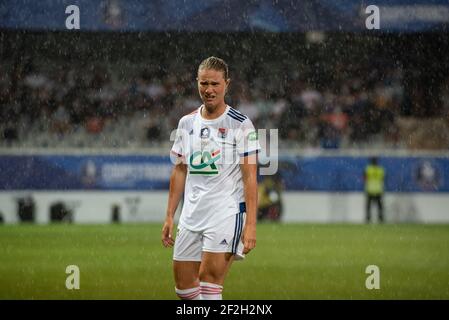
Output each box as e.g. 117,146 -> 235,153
1,31 -> 448,150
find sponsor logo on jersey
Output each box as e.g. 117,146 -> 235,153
200,127 -> 210,139
248,131 -> 258,141
189,149 -> 221,175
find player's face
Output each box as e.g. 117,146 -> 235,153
197,68 -> 229,112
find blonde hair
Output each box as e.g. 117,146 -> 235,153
198,56 -> 229,80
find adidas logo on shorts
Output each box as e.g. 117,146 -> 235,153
219,239 -> 228,245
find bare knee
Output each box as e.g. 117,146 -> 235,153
175,275 -> 199,289
173,260 -> 200,289
199,268 -> 223,285
198,252 -> 234,285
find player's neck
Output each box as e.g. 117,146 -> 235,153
201,103 -> 227,120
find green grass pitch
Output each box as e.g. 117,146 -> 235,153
1,223 -> 448,299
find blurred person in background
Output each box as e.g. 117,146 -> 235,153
364,157 -> 385,223
257,174 -> 283,221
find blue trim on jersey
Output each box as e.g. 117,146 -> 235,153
228,108 -> 246,122
227,112 -> 245,123
229,107 -> 247,120
240,149 -> 260,157
170,150 -> 183,157
228,108 -> 246,120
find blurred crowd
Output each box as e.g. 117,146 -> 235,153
0,59 -> 441,149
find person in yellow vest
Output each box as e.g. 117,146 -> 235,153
257,175 -> 283,221
364,157 -> 385,223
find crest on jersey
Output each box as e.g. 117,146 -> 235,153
189,149 -> 221,175
218,127 -> 227,138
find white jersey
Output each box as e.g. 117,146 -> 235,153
171,104 -> 260,231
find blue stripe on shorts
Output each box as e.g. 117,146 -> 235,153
232,202 -> 246,254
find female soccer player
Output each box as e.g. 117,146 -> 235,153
161,56 -> 260,300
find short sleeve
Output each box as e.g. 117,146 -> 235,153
170,119 -> 185,160
236,119 -> 261,157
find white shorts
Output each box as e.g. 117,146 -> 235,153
173,211 -> 246,262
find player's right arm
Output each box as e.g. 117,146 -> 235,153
162,162 -> 187,247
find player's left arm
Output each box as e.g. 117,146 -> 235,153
240,154 -> 258,254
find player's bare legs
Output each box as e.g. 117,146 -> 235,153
173,260 -> 201,288
173,260 -> 201,299
198,252 -> 235,299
